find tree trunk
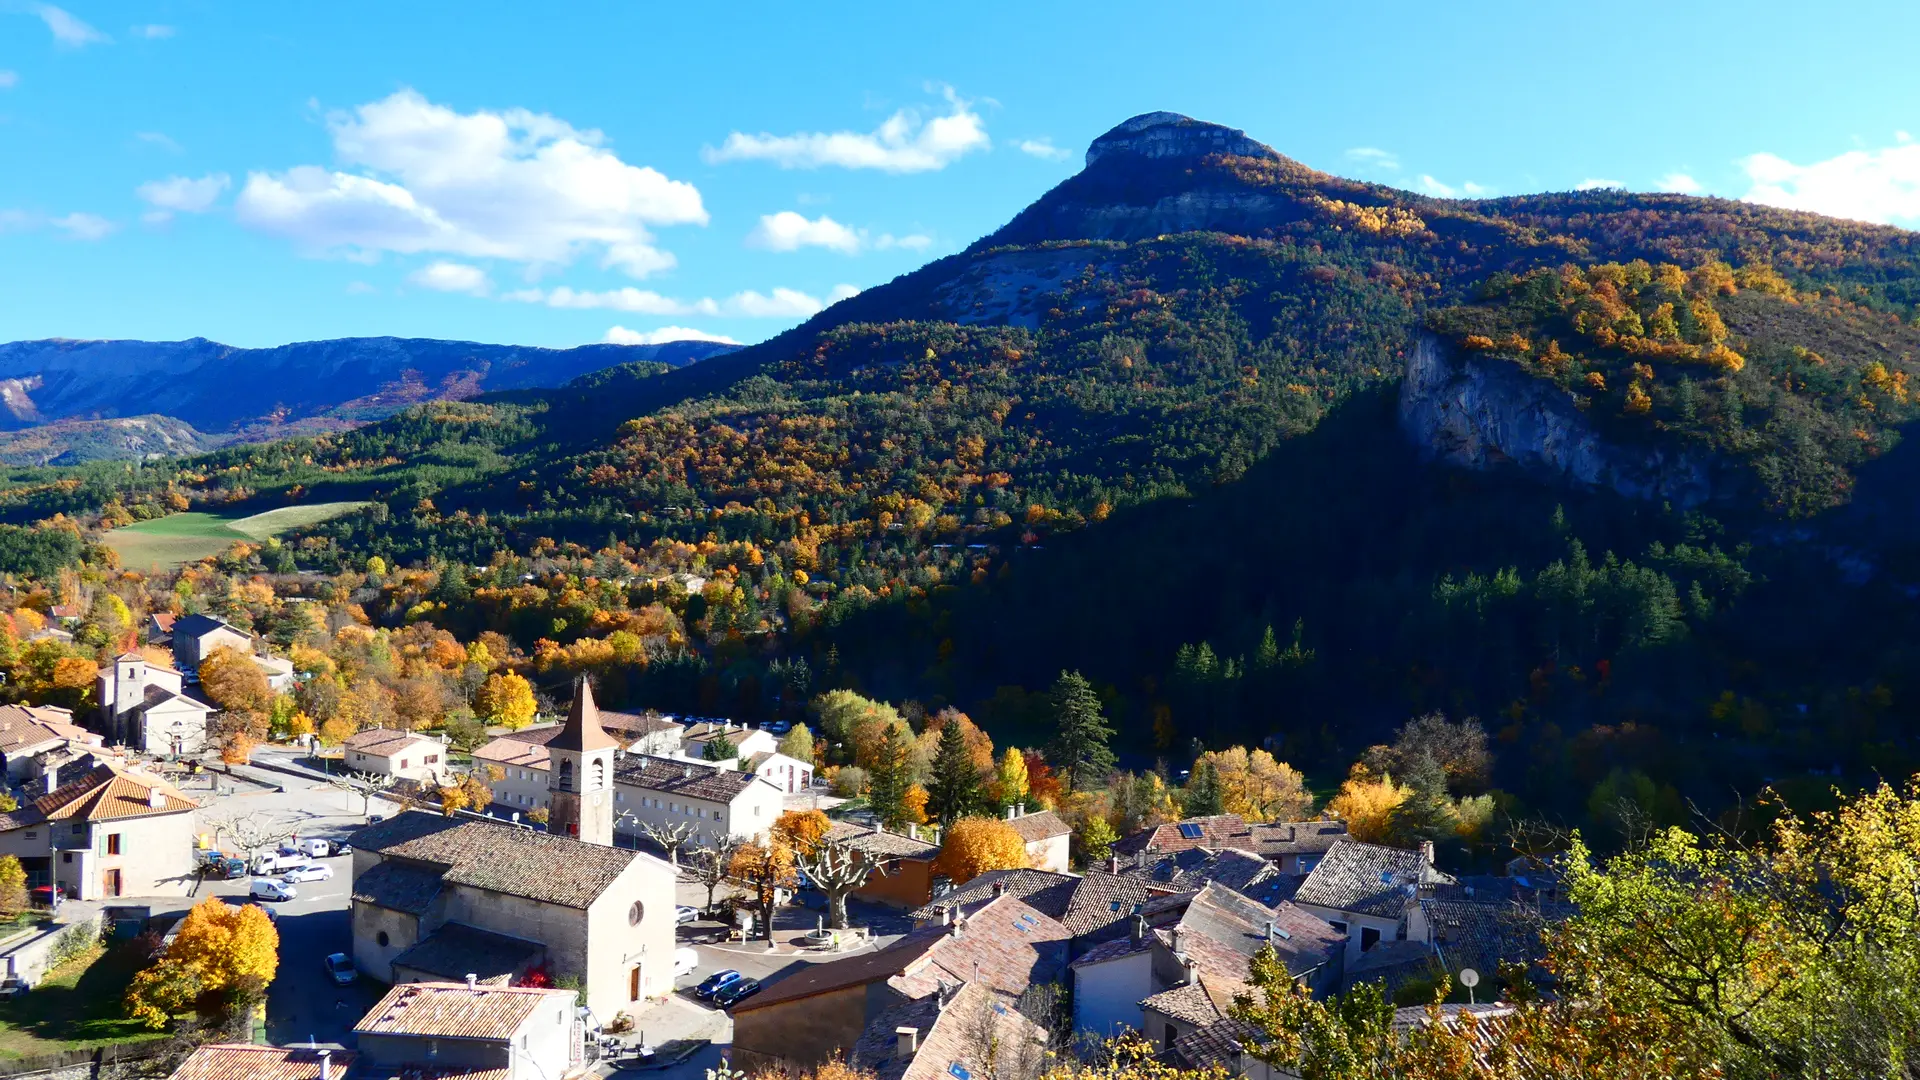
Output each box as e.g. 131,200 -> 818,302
829,890 -> 849,930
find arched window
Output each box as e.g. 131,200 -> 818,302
590,756 -> 606,790
558,759 -> 575,792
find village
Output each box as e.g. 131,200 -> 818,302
0,604 -> 1576,1080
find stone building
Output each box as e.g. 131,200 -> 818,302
94,653 -> 212,757
343,728 -> 448,783
0,761 -> 199,898
353,980 -> 586,1080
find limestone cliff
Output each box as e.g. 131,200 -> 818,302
1083,112 -> 1279,167
1399,334 -> 1713,506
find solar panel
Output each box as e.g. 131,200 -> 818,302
992,1002 -> 1008,1015
1177,823 -> 1204,839
1013,922 -> 1029,933
1020,914 -> 1038,925
1274,927 -> 1291,940
1109,901 -> 1122,912
950,1064 -> 973,1080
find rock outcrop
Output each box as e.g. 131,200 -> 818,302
1083,112 -> 1279,167
1399,334 -> 1713,506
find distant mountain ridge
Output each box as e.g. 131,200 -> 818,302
0,334 -> 739,449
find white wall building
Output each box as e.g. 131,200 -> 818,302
96,654 -> 212,757
611,754 -> 785,848
741,750 -> 813,794
343,728 -> 448,783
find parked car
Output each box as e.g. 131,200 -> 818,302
242,902 -> 278,924
694,969 -> 742,999
249,879 -> 296,902
251,852 -> 306,876
323,952 -> 357,985
712,978 -> 761,1008
368,814 -> 386,824
281,863 -> 333,883
326,839 -> 354,857
297,838 -> 331,858
672,948 -> 699,978
200,851 -> 247,879
674,905 -> 699,925
764,721 -> 791,734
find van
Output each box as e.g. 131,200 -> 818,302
673,947 -> 699,978
297,838 -> 330,859
251,852 -> 306,875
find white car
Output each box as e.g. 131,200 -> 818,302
673,947 -> 699,977
675,905 -> 699,925
281,863 -> 333,883
249,879 -> 297,902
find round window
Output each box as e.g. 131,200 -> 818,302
377,931 -> 390,947
628,901 -> 645,926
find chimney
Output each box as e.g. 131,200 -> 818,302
1131,914 -> 1147,945
148,787 -> 165,809
318,1050 -> 333,1080
1182,955 -> 1199,985
1107,854 -> 1121,874
683,765 -> 693,779
939,905 -> 953,926
991,879 -> 1008,898
1265,920 -> 1276,945
1419,840 -> 1436,867
895,1027 -> 920,1058
1169,927 -> 1181,954
906,823 -> 917,841
43,765 -> 58,794
1005,805 -> 1017,821
465,972 -> 478,990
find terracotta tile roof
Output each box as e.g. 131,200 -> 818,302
1247,820 -> 1349,857
1293,840 -> 1454,919
598,710 -> 681,739
909,868 -> 1079,922
391,923 -> 545,983
355,981 -> 572,1040
1145,848 -> 1291,906
548,677 -> 619,752
471,736 -> 550,771
1421,895 -> 1548,978
1003,809 -> 1070,843
352,859 -> 445,914
1344,938 -> 1439,995
1060,869 -> 1168,939
170,1044 -> 358,1080
825,821 -> 939,860
1164,884 -> 1343,982
1070,933 -> 1154,968
387,1068 -> 510,1080
345,728 -> 436,756
851,982 -> 1049,1080
1174,1016 -> 1264,1071
889,896 -> 1070,1000
1111,814 -> 1248,857
349,811 -> 642,909
614,754 -> 769,803
150,613 -> 176,633
36,763 -> 197,822
1140,975 -> 1242,1026
732,925 -> 949,1013
0,704 -> 91,757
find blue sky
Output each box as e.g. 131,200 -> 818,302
3,0 -> 1918,349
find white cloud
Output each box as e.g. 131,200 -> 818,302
130,23 -> 172,37
1461,181 -> 1492,197
510,283 -> 860,318
704,87 -> 988,173
1017,138 -> 1071,162
1417,175 -> 1456,198
1416,175 -> 1491,199
874,233 -> 930,251
1345,147 -> 1400,171
1657,172 -> 1703,194
136,131 -> 183,153
0,71 -> 16,89
1575,178 -> 1625,191
1741,138 -> 1920,224
604,325 -> 740,346
135,173 -> 230,222
50,212 -> 113,240
747,211 -> 862,254
409,260 -> 491,295
236,89 -> 707,277
33,4 -> 106,46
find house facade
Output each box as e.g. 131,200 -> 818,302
169,614 -> 296,690
344,728 -> 448,783
0,762 -> 199,899
610,755 -> 784,847
96,654 -> 212,757
678,721 -> 776,763
354,981 -> 584,1080
823,821 -> 941,909
1004,807 -> 1071,873
1292,840 -> 1451,968
742,750 -> 813,794
0,704 -> 101,785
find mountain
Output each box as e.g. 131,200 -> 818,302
0,334 -> 739,450
11,112 -> 1920,818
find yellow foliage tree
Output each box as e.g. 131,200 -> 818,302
126,898 -> 279,1029
903,783 -> 930,825
475,672 -> 537,729
932,817 -> 1028,884
200,645 -> 273,718
1197,747 -> 1314,822
772,809 -> 831,857
995,746 -> 1029,807
1326,766 -> 1410,843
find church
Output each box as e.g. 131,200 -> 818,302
347,678 -> 678,1023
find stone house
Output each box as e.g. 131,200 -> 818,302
0,762 -> 199,899
609,754 -> 784,847
1291,840 -> 1453,969
741,749 -> 813,794
95,654 -> 213,758
731,893 -> 1068,1073
1111,813 -> 1349,876
169,1044 -> 357,1080
850,980 -> 1050,1080
0,704 -> 101,786
909,868 -> 1080,928
344,728 -> 448,783
677,721 -> 776,763
347,812 -> 675,1024
822,821 -> 941,909
353,980 -> 586,1080
1003,807 -> 1071,873
168,614 -> 295,690
1246,820 -> 1350,875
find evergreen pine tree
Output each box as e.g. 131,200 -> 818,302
1182,758 -> 1224,817
1385,751 -> 1459,850
1047,670 -> 1116,791
867,723 -> 913,830
927,715 -> 982,826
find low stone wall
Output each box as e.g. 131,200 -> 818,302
1,915 -> 103,987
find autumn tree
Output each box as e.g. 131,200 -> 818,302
1327,766 -> 1408,844
436,769 -> 495,816
1196,747 -> 1313,822
0,855 -> 25,919
933,817 -> 1028,885
866,721 -> 914,830
772,809 -> 831,858
475,672 -> 537,729
220,730 -> 257,766
1047,671 -> 1115,791
927,714 -> 984,826
777,724 -> 815,765
126,898 -> 279,1029
796,838 -> 874,930
994,746 -> 1029,809
1075,816 -> 1118,869
728,838 -> 799,940
200,645 -> 272,732
1361,713 -> 1493,795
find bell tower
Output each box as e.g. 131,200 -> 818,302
547,675 -> 618,846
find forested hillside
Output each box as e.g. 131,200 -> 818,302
4,112 -> 1919,832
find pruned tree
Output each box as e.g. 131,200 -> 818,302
634,816 -> 700,867
327,769 -> 398,816
728,838 -> 798,940
208,811 -> 294,865
796,837 -> 878,929
691,837 -> 743,913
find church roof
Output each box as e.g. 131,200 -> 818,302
547,677 -> 618,753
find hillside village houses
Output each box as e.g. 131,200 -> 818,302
0,760 -> 198,899
0,703 -> 101,785
347,678 -> 678,1024
95,652 -> 214,757
742,748 -> 813,794
168,612 -> 297,690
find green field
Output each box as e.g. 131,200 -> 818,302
103,502 -> 368,569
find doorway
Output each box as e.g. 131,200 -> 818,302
104,868 -> 122,897
628,965 -> 641,1002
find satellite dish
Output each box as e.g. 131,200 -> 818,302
1458,968 -> 1480,988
